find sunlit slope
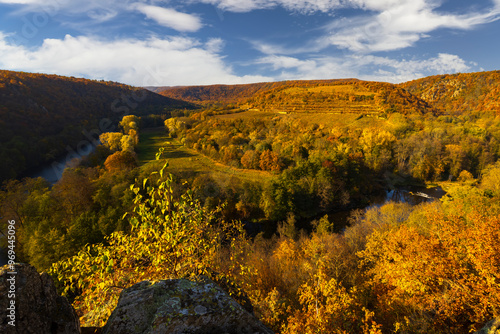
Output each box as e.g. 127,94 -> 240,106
400,70 -> 500,114
246,80 -> 435,115
152,79 -> 355,104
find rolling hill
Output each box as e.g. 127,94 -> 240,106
0,70 -> 195,181
152,79 -> 435,115
245,80 -> 434,115
149,81 -> 301,104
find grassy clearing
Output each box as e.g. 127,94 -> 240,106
136,127 -> 170,165
163,141 -> 273,185
137,109 -> 386,186
138,126 -> 273,186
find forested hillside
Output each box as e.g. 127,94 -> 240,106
0,70 -> 195,181
401,70 -> 500,113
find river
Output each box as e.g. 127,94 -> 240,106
252,185 -> 446,237
0,142 -> 98,266
25,142 -> 98,184
372,186 -> 446,206
327,185 -> 446,231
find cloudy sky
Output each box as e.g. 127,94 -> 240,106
0,0 -> 499,86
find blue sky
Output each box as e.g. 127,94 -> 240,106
0,0 -> 499,86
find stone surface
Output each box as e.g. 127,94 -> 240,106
0,263 -> 80,334
103,276 -> 274,334
475,317 -> 500,334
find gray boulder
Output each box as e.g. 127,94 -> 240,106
0,263 -> 80,334
103,276 -> 274,334
475,317 -> 500,334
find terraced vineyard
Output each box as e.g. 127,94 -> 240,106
253,84 -> 381,114
243,80 -> 434,116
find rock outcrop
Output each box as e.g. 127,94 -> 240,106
474,317 -> 500,334
103,276 -> 274,334
0,263 -> 80,334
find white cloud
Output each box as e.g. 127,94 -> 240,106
256,53 -> 472,83
1,1 -> 205,30
195,0 -> 357,13
86,7 -> 118,22
4,0 -> 500,55
200,0 -> 500,53
0,0 -> 40,3
323,0 -> 500,52
133,4 -> 203,32
194,0 -> 500,16
191,0 -> 274,13
257,55 -> 317,72
0,0 -> 496,86
0,33 -> 271,86
250,40 -> 303,55
205,37 -> 225,53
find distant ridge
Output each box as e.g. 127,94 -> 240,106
151,78 -> 435,115
149,79 -> 358,104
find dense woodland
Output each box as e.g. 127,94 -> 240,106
1,70 -> 500,333
401,70 -> 500,113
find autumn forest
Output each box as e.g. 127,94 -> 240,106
1,69 -> 500,333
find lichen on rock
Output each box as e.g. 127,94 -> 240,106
102,276 -> 274,334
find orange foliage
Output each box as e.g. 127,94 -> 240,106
360,204 -> 500,333
241,149 -> 261,169
104,151 -> 137,172
259,149 -> 282,172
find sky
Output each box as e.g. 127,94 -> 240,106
0,0 -> 499,87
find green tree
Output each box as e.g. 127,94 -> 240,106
99,132 -> 124,152
120,134 -> 135,152
119,115 -> 139,134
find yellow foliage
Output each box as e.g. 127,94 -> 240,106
481,161 -> 500,196
284,270 -> 361,334
99,132 -> 123,152
359,128 -> 396,170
